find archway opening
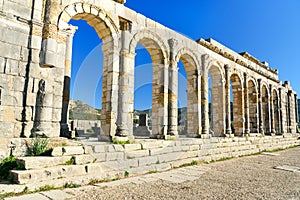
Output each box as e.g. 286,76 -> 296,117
261,85 -> 270,134
273,90 -> 280,134
177,61 -> 187,136
248,80 -> 258,133
133,43 -> 153,137
177,53 -> 201,137
61,12 -> 114,138
230,74 -> 243,136
130,36 -> 166,137
208,66 -> 225,136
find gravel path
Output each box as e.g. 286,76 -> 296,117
68,147 -> 300,200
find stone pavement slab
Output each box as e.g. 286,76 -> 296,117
275,165 -> 300,173
40,190 -> 74,200
4,193 -> 49,200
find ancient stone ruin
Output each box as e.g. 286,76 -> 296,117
0,0 -> 299,158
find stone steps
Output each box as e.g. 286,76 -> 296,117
9,135 -> 300,189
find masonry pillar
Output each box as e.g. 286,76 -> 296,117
279,88 -> 284,134
258,79 -> 264,135
295,94 -> 299,132
243,73 -> 250,135
287,90 -> 292,133
269,85 -> 276,135
224,65 -> 232,136
115,28 -> 134,141
201,55 -> 210,137
187,71 -> 202,137
60,27 -> 76,137
167,39 -> 178,138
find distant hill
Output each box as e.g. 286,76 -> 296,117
69,100 -> 101,120
69,100 -> 187,124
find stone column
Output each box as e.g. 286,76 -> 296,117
167,39 -> 178,138
60,27 -> 76,137
115,29 -> 134,141
287,90 -> 292,133
258,79 -> 264,135
243,73 -> 250,135
41,0 -> 60,67
295,94 -> 299,132
269,85 -> 276,135
224,65 -> 232,136
187,71 -> 202,137
201,55 -> 210,137
279,88 -> 284,134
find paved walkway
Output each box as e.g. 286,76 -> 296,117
4,147 -> 300,200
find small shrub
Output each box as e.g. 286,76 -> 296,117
29,137 -> 50,156
124,171 -> 129,178
0,156 -> 17,180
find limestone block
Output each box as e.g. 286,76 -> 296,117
3,1 -> 31,20
92,153 -> 106,162
0,122 -> 14,137
62,146 -> 85,156
93,145 -> 106,153
149,147 -> 173,156
74,154 -> 95,165
0,41 -> 21,60
5,59 -> 19,75
140,141 -> 163,149
51,147 -> 63,156
17,156 -> 72,169
13,76 -> 25,92
0,57 -> 5,73
113,144 -> 125,152
83,146 -> 93,154
157,152 -> 187,163
123,143 -> 141,151
102,159 -> 139,171
138,156 -> 159,166
125,149 -> 149,159
105,152 -> 125,161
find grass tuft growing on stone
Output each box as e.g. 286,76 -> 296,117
64,182 -> 81,188
112,140 -> 130,145
29,136 -> 52,156
65,157 -> 75,165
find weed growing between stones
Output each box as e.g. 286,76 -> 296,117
29,136 -> 52,156
65,157 -> 75,165
0,156 -> 25,181
112,139 -> 130,145
124,171 -> 129,177
64,182 -> 81,188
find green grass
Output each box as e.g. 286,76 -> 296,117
65,157 -> 75,165
64,183 -> 81,188
112,140 -> 130,145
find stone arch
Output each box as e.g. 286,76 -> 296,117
57,2 -> 120,138
230,73 -> 244,135
58,3 -> 119,37
261,84 -> 270,134
207,63 -> 225,136
129,30 -> 169,65
272,88 -> 280,134
248,79 -> 258,133
128,30 -> 169,137
175,48 -> 201,136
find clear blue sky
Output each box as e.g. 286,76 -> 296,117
70,0 -> 300,109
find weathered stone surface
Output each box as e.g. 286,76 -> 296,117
17,156 -> 72,169
62,146 -> 85,155
40,190 -> 74,200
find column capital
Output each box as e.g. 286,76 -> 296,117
168,38 -> 178,50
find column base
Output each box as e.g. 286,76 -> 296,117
225,134 -> 235,138
200,134 -> 211,139
164,135 -> 178,140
